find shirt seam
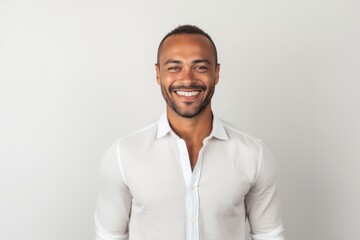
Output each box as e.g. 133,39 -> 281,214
253,140 -> 263,185
116,139 -> 128,187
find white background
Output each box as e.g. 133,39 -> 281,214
1,0 -> 359,239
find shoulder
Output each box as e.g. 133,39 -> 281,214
102,120 -> 158,160
116,120 -> 159,148
218,118 -> 278,185
214,118 -> 269,184
219,118 -> 262,151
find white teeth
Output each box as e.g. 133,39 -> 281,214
176,91 -> 200,96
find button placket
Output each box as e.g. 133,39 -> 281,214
174,134 -> 212,240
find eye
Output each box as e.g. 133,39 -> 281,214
194,65 -> 209,72
167,66 -> 181,72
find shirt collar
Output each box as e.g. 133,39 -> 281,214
157,113 -> 172,138
156,113 -> 229,140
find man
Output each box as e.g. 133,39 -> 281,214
95,25 -> 285,240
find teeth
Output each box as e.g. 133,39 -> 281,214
176,91 -> 200,96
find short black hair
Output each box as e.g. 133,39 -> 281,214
157,25 -> 218,65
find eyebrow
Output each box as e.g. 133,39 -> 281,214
164,59 -> 182,65
192,59 -> 211,65
164,59 -> 212,65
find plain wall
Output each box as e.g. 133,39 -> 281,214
1,0 -> 359,239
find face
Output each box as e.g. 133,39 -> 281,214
156,34 -> 220,118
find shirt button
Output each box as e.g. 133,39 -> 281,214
192,218 -> 197,224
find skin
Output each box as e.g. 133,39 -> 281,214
155,34 -> 220,169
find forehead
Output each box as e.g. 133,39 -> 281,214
158,34 -> 215,64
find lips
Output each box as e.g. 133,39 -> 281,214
175,91 -> 200,97
170,84 -> 206,96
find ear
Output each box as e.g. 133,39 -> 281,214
215,63 -> 220,85
155,64 -> 161,85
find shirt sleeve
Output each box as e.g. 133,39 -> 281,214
95,141 -> 132,240
245,142 -> 285,240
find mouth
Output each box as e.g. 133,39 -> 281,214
170,84 -> 206,99
174,90 -> 201,97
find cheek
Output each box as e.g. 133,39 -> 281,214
159,78 -> 173,94
161,75 -> 177,87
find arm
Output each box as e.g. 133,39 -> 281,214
95,141 -> 132,240
245,142 -> 285,240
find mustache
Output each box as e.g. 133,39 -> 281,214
169,84 -> 206,91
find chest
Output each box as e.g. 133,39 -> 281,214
121,139 -> 254,214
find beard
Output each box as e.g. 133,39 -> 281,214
160,82 -> 215,118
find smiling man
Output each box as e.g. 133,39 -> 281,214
95,25 -> 285,240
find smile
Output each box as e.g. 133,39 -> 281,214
175,91 -> 200,97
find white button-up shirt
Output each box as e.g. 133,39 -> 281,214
95,114 -> 285,240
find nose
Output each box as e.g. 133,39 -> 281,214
179,67 -> 196,84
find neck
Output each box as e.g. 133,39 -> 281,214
167,106 -> 213,143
